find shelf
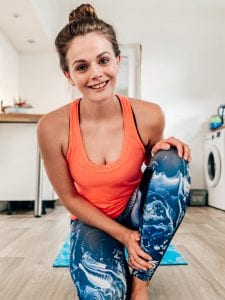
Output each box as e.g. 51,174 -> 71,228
0,113 -> 43,123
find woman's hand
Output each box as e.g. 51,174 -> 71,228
151,136 -> 191,162
123,229 -> 152,271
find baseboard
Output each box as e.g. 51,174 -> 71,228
55,199 -> 63,206
0,202 -> 7,212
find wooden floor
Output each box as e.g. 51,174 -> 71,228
0,205 -> 225,300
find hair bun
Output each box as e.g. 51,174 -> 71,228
69,4 -> 97,23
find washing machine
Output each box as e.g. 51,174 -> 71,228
204,127 -> 225,210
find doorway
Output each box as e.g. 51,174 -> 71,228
116,44 -> 141,98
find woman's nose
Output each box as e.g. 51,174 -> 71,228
90,63 -> 103,80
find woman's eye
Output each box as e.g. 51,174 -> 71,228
99,57 -> 110,65
76,64 -> 88,71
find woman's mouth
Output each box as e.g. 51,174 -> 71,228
88,80 -> 109,90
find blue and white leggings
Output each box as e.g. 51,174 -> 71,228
70,149 -> 191,299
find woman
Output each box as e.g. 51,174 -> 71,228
37,4 -> 191,300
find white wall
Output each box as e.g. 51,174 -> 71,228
19,52 -> 73,113
0,29 -> 19,106
18,15 -> 225,189
117,15 -> 225,188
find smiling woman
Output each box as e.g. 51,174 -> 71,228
37,3 -> 191,300
64,32 -> 120,102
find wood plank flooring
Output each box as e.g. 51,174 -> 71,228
0,206 -> 224,300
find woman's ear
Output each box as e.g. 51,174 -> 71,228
116,55 -> 121,73
63,71 -> 75,86
116,55 -> 121,65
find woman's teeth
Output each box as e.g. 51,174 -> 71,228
90,81 -> 108,89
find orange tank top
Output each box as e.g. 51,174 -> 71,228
66,95 -> 146,220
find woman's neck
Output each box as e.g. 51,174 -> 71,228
79,95 -> 122,122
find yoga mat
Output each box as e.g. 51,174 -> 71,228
53,235 -> 188,267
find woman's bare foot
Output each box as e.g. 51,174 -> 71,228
130,276 -> 150,300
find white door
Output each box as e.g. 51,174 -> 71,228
116,44 -> 141,98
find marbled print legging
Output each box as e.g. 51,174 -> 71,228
70,149 -> 191,299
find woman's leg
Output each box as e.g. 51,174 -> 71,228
124,148 -> 191,281
70,220 -> 131,300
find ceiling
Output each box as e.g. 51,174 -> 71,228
0,0 -> 225,53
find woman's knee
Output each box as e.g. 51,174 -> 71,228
145,148 -> 191,206
149,148 -> 188,177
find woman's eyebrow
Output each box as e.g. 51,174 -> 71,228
97,51 -> 111,57
72,59 -> 86,66
72,51 -> 111,66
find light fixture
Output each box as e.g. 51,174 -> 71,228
27,39 -> 36,44
12,13 -> 21,18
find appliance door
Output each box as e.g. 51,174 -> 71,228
205,145 -> 221,187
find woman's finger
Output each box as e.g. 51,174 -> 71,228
151,142 -> 170,156
128,256 -> 152,271
136,247 -> 152,261
151,137 -> 191,162
134,255 -> 152,269
183,143 -> 191,162
174,141 -> 183,158
171,140 -> 191,161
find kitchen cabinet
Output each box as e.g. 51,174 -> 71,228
0,113 -> 57,216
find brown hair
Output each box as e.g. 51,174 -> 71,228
55,3 -> 120,72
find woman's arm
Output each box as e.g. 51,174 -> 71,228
37,114 -> 152,270
147,102 -> 191,161
134,100 -> 191,162
125,98 -> 191,270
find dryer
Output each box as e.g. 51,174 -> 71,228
204,128 -> 225,210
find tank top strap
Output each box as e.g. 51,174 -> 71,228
117,95 -> 146,150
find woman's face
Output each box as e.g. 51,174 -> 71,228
65,32 -> 120,102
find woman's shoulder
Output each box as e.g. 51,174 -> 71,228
126,96 -> 161,112
126,96 -> 164,128
38,104 -> 70,131
121,96 -> 165,148
37,103 -> 70,147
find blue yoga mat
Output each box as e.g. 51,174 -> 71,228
53,235 -> 188,267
